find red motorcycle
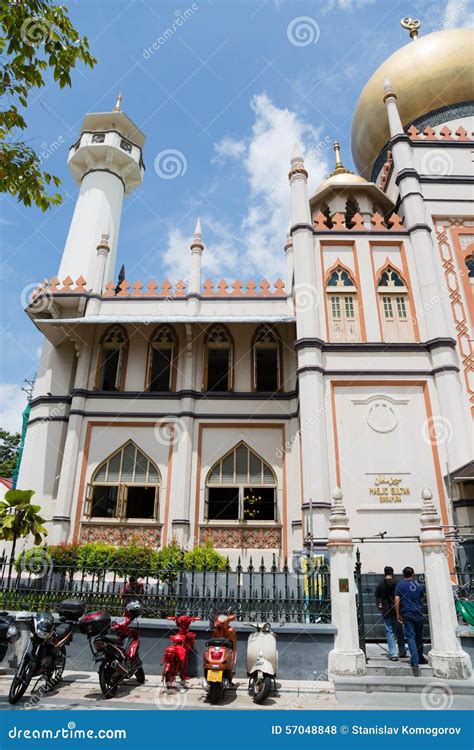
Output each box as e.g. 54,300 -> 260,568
80,600 -> 145,698
161,615 -> 199,689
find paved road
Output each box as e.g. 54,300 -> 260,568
0,672 -> 471,711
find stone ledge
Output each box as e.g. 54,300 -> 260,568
334,675 -> 474,694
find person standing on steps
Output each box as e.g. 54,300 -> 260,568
395,566 -> 428,671
375,565 -> 407,661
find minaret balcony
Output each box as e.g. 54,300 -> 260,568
68,130 -> 144,193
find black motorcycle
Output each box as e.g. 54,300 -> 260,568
0,611 -> 20,663
8,599 -> 84,704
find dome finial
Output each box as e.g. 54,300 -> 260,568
400,17 -> 420,40
114,92 -> 122,112
329,142 -> 353,177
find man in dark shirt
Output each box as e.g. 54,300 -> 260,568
395,566 -> 428,669
375,566 -> 407,660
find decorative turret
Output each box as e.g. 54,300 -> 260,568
57,96 -> 146,290
310,142 -> 393,226
189,218 -> 204,295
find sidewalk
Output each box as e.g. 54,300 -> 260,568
0,672 -> 471,710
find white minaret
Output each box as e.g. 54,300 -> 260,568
57,94 -> 145,287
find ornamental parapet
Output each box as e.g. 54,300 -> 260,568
28,277 -> 287,302
312,210 -> 405,232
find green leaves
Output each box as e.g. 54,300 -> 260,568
0,0 -> 97,210
0,489 -> 47,544
0,429 -> 21,477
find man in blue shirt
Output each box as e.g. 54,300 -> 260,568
395,566 -> 428,669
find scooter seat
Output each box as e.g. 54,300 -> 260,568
206,638 -> 233,649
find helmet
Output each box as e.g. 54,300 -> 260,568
124,600 -> 142,619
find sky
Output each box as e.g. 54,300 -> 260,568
0,0 -> 471,433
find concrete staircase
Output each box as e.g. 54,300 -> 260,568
334,657 -> 474,696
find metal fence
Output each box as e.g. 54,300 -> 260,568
0,557 -> 331,624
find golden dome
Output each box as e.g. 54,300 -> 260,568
351,27 -> 474,179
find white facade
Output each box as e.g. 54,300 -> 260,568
17,28 -> 473,572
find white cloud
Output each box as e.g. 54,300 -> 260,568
212,137 -> 246,165
161,93 -> 330,281
214,93 -> 330,274
0,383 -> 27,435
324,0 -> 375,10
442,0 -> 473,27
162,223 -> 238,280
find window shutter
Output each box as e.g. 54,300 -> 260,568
117,484 -> 127,519
84,483 -> 94,517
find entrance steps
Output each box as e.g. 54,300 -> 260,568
334,659 -> 474,696
365,656 -> 432,677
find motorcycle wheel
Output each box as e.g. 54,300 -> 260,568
208,682 -> 222,705
46,647 -> 66,691
99,661 -> 119,699
251,674 -> 272,704
135,666 -> 145,684
9,657 -> 34,705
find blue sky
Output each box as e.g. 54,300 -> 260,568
0,0 -> 469,432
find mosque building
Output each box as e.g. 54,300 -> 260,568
17,22 -> 473,571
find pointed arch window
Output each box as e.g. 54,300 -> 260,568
253,325 -> 281,392
377,266 -> 414,342
326,266 -> 361,342
204,325 -> 233,392
146,325 -> 178,392
206,443 -> 277,522
85,442 -> 161,521
96,325 -> 128,391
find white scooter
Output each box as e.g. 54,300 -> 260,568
245,621 -> 278,703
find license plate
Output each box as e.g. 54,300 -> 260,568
207,670 -> 223,683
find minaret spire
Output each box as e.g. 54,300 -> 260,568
114,93 -> 122,112
329,142 -> 353,177
189,218 -> 204,295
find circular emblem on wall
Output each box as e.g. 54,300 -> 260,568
366,400 -> 397,433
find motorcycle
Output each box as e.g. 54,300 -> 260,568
8,598 -> 84,705
202,610 -> 237,705
161,615 -> 199,689
245,620 -> 278,703
0,611 -> 19,663
80,600 -> 145,698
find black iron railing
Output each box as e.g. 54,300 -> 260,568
0,555 -> 330,624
